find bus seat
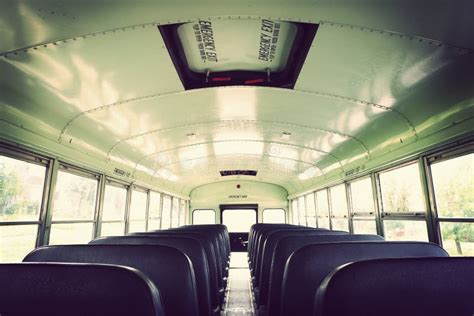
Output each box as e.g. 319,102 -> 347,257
91,235 -> 218,316
280,242 -> 448,316
255,229 -> 346,294
0,263 -> 164,316
132,230 -> 225,305
315,257 -> 474,316
23,245 -> 198,316
263,234 -> 384,316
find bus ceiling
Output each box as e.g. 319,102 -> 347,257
0,1 -> 473,197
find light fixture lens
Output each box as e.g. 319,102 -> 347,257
281,132 -> 291,140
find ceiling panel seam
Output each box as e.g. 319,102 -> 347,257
57,86 -> 414,143
147,153 -> 324,184
3,16 -> 472,58
295,89 -> 419,139
130,139 -> 343,171
319,21 -> 474,52
105,119 -> 370,159
57,90 -> 191,142
152,153 -> 318,171
0,21 -> 166,57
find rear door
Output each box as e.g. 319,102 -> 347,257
220,204 -> 257,252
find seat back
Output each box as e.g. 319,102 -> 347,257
252,225 -> 313,272
24,245 -> 198,316
315,257 -> 474,316
250,224 -> 295,269
131,230 -> 226,306
265,234 -> 384,315
280,242 -> 448,316
0,263 -> 164,316
256,229 -> 346,289
91,235 -> 216,315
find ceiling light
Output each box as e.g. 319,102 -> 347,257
281,132 -> 291,140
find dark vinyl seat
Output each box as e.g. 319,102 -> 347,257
181,224 -> 231,262
90,235 -> 218,316
23,245 -> 199,316
175,226 -> 229,271
248,224 -> 294,263
132,230 -> 225,305
0,263 -> 164,316
251,224 -> 309,275
263,234 -> 384,316
315,257 -> 474,316
254,229 -> 346,294
280,242 -> 449,316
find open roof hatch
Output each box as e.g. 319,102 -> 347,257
159,19 -> 318,90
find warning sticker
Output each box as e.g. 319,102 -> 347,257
177,19 -> 297,73
258,19 -> 281,62
192,21 -> 218,62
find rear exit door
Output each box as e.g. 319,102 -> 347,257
220,204 -> 257,252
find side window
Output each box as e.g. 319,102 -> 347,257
193,209 -> 216,224
349,177 -> 377,234
316,189 -> 330,229
430,153 -> 473,256
179,199 -> 186,226
171,197 -> 180,228
305,193 -> 317,227
100,183 -> 127,237
379,163 -> 428,241
262,208 -> 286,223
148,191 -> 162,231
291,199 -> 298,224
329,184 -> 349,231
0,154 -> 46,262
128,188 -> 148,233
161,195 -> 172,229
297,196 -> 306,226
49,168 -> 98,245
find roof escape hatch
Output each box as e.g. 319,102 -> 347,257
159,19 -> 318,89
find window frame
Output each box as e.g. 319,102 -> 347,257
0,147 -> 50,261
425,143 -> 474,250
192,209 -> 216,225
48,163 -> 101,244
262,208 -> 287,224
98,180 -> 129,237
147,191 -> 163,231
127,185 -> 150,233
328,183 -> 350,232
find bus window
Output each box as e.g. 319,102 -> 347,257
179,200 -> 186,226
329,184 -> 349,231
291,200 -> 298,224
49,169 -> 97,245
221,209 -> 256,233
431,153 -> 473,256
193,209 -> 216,224
171,197 -> 180,228
128,189 -> 148,233
316,189 -> 330,229
305,193 -> 317,227
349,177 -> 377,234
379,163 -> 428,241
0,155 -> 45,262
262,208 -> 286,224
161,195 -> 172,229
297,196 -> 306,226
147,191 -> 162,231
99,183 -> 127,237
